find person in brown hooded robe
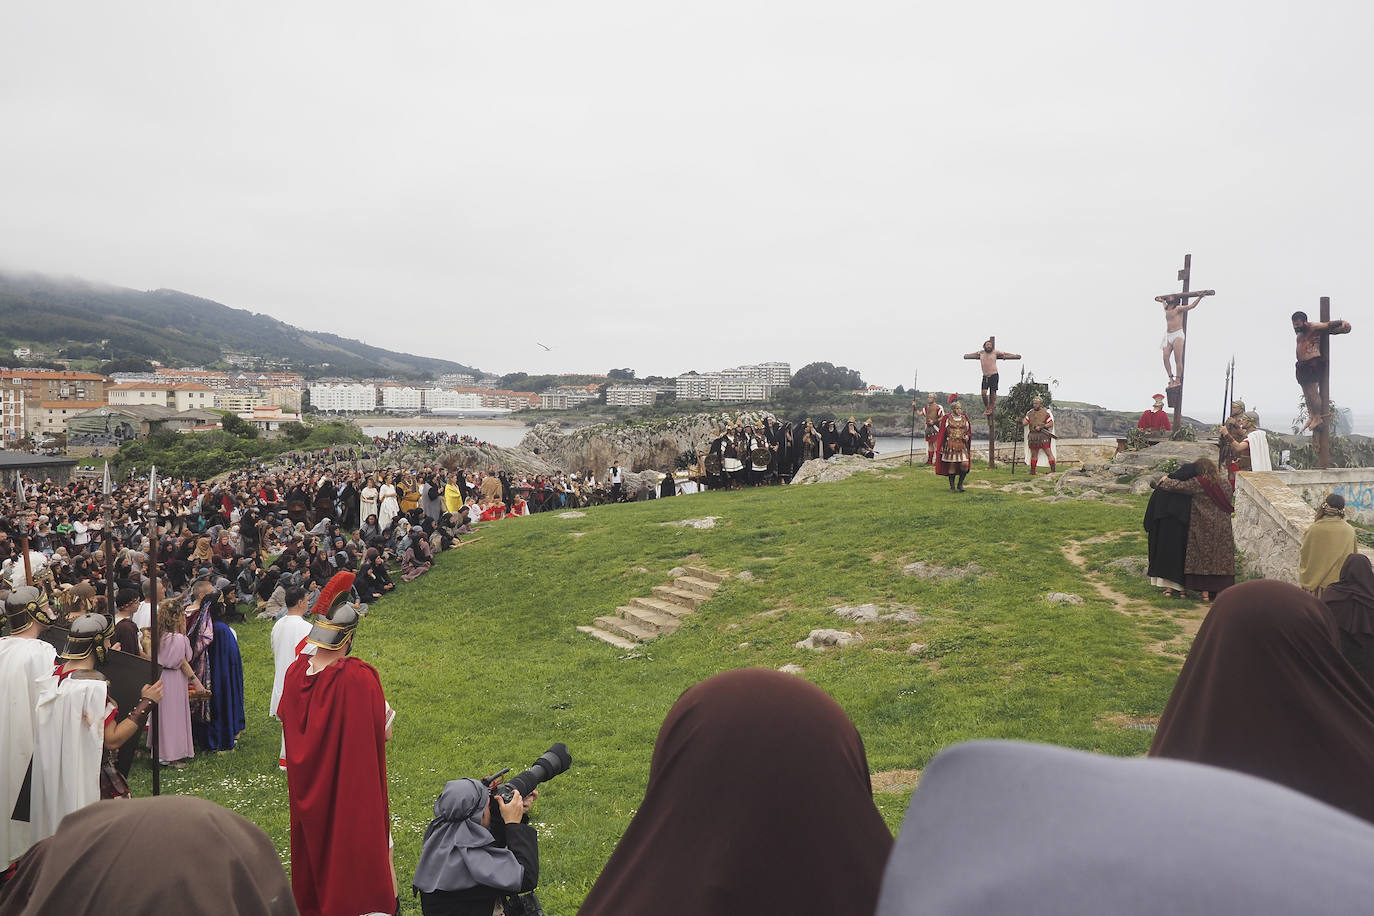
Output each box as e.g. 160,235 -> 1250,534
2,795 -> 293,915
1324,553 -> 1374,689
577,669 -> 894,916
1150,579 -> 1374,825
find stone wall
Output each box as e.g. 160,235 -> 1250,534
1234,470 -> 1374,583
1273,468 -> 1374,526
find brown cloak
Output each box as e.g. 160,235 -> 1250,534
1150,579 -> 1374,824
578,668 -> 893,916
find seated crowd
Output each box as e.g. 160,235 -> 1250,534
5,444 -> 1374,914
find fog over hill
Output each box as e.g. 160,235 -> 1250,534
0,271 -> 480,380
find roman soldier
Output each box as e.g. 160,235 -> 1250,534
1021,396 -> 1056,475
34,613 -> 161,838
279,572 -> 395,916
746,424 -> 772,486
1137,394 -> 1172,433
934,396 -> 973,491
918,394 -> 945,465
2,586 -> 60,868
1219,399 -> 1256,485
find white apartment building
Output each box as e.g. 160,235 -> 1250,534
435,373 -> 477,388
215,389 -> 270,413
423,388 -> 483,410
308,383 -> 378,412
605,385 -> 658,407
675,368 -> 772,402
380,385 -> 424,411
0,387 -> 24,441
539,386 -> 602,410
107,382 -> 215,412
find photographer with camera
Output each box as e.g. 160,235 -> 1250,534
414,743 -> 570,916
412,778 -> 539,916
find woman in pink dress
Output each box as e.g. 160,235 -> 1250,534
156,599 -> 204,768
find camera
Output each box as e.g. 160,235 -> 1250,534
484,743 -> 572,805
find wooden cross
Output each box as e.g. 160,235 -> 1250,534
1156,253 -> 1216,430
1315,296 -> 1353,469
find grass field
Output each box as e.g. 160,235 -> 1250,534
128,461 -> 1202,914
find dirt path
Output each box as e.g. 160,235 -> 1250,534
1060,534 -> 1206,656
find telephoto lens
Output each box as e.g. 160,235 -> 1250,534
494,743 -> 572,802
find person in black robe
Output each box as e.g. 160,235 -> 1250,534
1324,554 -> 1374,689
338,479 -> 360,530
839,417 -> 860,455
1143,462 -> 1196,598
314,477 -> 338,523
821,420 -> 840,458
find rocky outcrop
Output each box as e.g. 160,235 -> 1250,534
520,411 -> 776,475
1053,440 -> 1219,500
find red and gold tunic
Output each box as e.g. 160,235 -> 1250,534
1024,407 -> 1053,449
936,412 -> 972,471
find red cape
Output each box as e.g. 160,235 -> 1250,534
1137,409 -> 1172,431
279,656 -> 392,916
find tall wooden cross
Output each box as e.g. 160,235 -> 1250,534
1158,254 -> 1216,430
1315,295 -> 1349,469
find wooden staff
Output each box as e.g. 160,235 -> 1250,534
101,464 -> 116,619
15,471 -> 32,587
147,465 -> 161,796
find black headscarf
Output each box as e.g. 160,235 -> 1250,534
578,669 -> 893,916
1324,553 -> 1374,636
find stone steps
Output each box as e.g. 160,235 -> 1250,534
674,575 -> 719,597
580,565 -> 724,648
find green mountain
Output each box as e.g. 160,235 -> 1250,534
0,271 -> 479,380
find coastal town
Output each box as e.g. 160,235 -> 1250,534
0,358 -> 899,453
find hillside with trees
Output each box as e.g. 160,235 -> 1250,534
0,271 -> 479,380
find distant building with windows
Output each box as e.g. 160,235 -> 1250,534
423,388 -> 483,410
308,382 -> 378,413
605,385 -> 659,407
539,386 -> 601,410
106,382 -> 214,412
379,385 -> 424,411
854,385 -> 892,397
675,362 -> 788,402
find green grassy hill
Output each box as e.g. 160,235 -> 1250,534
0,271 -> 478,379
131,463 -> 1199,913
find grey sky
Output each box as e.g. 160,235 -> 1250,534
2,2 -> 1370,430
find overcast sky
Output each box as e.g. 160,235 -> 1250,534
2,2 -> 1370,430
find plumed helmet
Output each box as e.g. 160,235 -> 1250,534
6,585 -> 59,635
948,394 -> 960,405
306,572 -> 359,651
306,604 -> 361,652
60,613 -> 111,662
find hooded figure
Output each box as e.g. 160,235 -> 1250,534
578,669 -> 893,916
1150,579 -> 1374,825
412,777 -> 537,914
1299,493 -> 1359,595
3,796 -> 294,915
1324,553 -> 1374,688
874,740 -> 1374,916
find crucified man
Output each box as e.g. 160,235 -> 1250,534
963,339 -> 1020,417
1292,310 -> 1352,431
1154,292 -> 1207,387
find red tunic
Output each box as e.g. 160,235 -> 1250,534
279,656 -> 392,916
1137,408 -> 1172,431
933,413 -> 972,475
